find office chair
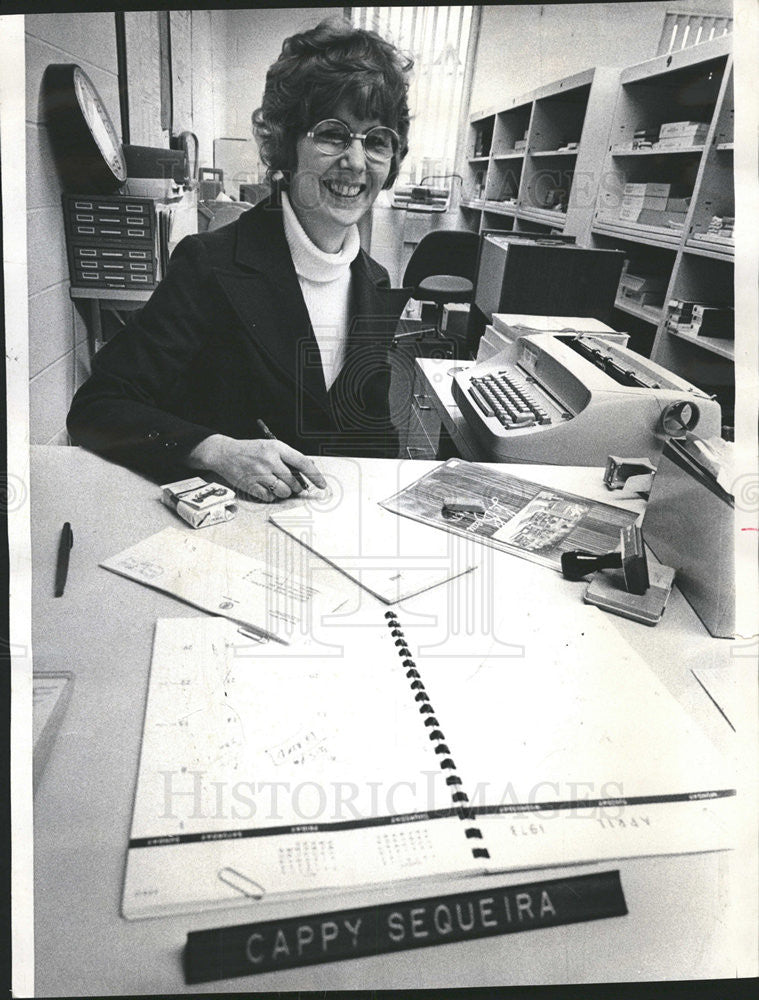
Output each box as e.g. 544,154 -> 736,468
401,229 -> 480,340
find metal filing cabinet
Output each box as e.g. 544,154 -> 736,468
63,194 -> 159,290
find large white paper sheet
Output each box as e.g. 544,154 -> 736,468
100,526 -> 353,643
271,498 -> 477,604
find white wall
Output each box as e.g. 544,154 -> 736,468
470,0 -> 733,113
220,6 -> 344,137
189,10 -> 229,171
216,7 -> 343,185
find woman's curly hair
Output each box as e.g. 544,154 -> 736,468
252,18 -> 413,190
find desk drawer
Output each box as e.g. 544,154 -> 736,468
404,424 -> 437,461
74,246 -> 152,262
410,375 -> 443,442
67,198 -> 151,222
71,223 -> 152,241
76,258 -> 154,275
69,198 -> 149,215
73,268 -> 156,288
390,336 -> 459,457
405,398 -> 440,460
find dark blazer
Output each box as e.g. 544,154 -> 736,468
67,194 -> 409,481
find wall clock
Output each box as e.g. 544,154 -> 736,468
43,63 -> 127,193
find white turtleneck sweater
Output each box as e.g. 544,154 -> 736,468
281,191 -> 360,391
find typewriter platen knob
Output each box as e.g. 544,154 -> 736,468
658,400 -> 700,438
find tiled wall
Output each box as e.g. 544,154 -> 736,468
25,13 -> 119,445
25,11 -> 223,445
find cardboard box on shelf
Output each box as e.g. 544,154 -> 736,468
622,194 -> 669,211
654,136 -> 706,149
658,121 -> 708,138
636,208 -> 686,227
621,289 -> 665,306
690,304 -> 734,339
623,182 -> 671,198
666,299 -> 734,338
619,194 -> 668,221
665,197 -> 691,213
619,271 -> 668,305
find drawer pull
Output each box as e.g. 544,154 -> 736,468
413,392 -> 431,411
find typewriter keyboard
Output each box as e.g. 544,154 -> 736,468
467,369 -> 553,429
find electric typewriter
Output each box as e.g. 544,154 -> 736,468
451,333 -> 721,465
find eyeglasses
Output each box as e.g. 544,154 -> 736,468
307,119 -> 399,163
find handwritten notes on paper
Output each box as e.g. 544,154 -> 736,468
122,617 -> 474,917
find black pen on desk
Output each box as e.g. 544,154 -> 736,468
54,522 -> 73,597
256,419 -> 310,491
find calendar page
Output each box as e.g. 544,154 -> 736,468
122,617 -> 480,918
419,601 -> 736,873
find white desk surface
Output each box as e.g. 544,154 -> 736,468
29,445 -> 751,995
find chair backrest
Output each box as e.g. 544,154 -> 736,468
402,229 -> 480,290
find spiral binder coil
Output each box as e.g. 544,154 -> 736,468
384,611 -> 490,861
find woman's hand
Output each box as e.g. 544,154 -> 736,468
187,434 -> 327,502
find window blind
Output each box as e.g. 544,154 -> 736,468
348,5 -> 475,185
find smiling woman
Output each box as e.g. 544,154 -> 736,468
251,19 -> 410,254
252,19 -> 411,196
287,102 -> 396,252
67,18 -> 414,499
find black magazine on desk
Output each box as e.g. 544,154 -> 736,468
122,606 -> 734,919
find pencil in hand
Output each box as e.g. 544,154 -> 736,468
255,419 -> 310,491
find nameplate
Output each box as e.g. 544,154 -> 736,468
184,870 -> 627,983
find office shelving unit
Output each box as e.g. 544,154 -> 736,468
459,112 -> 495,222
453,33 -> 735,436
684,65 -> 734,260
458,68 -> 620,242
588,35 -> 734,425
480,96 -> 532,230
